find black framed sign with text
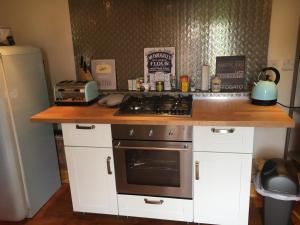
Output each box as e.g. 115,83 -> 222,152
216,56 -> 246,91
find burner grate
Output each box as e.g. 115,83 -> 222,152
116,95 -> 192,117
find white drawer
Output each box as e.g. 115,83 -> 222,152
118,194 -> 193,222
193,126 -> 254,153
62,123 -> 112,147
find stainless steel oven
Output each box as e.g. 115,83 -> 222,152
112,125 -> 192,199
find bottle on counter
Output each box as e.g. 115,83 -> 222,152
136,77 -> 144,91
180,75 -> 189,92
171,73 -> 177,91
211,75 -> 221,92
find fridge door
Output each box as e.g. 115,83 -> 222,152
0,47 -> 61,218
0,53 -> 28,221
288,109 -> 300,162
293,61 -> 300,107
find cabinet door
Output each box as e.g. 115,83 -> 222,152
193,152 -> 252,225
65,146 -> 118,215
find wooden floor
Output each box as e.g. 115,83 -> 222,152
0,184 -> 299,225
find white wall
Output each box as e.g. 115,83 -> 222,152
253,0 -> 300,158
0,0 -> 76,90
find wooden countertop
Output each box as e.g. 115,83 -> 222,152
31,99 -> 294,128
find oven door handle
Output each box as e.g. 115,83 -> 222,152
114,145 -> 190,151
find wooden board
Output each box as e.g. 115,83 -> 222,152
31,99 -> 294,128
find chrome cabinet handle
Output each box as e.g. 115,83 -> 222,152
211,128 -> 235,134
144,198 -> 164,205
76,125 -> 95,130
195,161 -> 200,180
106,156 -> 112,175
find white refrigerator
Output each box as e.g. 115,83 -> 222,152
0,46 -> 61,221
287,58 -> 300,162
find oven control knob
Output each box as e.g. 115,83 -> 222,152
149,129 -> 153,137
129,129 -> 135,136
184,144 -> 188,149
156,107 -> 161,114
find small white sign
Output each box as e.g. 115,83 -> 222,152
91,59 -> 117,90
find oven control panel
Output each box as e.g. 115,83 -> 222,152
111,125 -> 192,142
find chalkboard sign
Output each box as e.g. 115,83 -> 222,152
216,56 -> 245,91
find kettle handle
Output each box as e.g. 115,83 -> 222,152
262,67 -> 280,84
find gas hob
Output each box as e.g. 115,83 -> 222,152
115,94 -> 193,117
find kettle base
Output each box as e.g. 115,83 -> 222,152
251,98 -> 277,106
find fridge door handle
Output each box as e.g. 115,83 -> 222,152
195,161 -> 200,180
106,156 -> 112,175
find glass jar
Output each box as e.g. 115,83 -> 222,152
156,81 -> 164,92
190,76 -> 197,92
211,75 -> 221,92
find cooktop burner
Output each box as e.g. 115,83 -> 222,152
115,94 -> 193,117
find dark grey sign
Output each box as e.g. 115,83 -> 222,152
216,56 -> 246,91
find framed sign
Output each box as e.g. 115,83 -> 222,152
144,47 -> 175,91
216,56 -> 246,91
91,59 -> 117,90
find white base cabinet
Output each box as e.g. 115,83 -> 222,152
118,194 -> 193,222
61,124 -> 255,224
65,146 -> 118,215
62,123 -> 118,215
193,152 -> 252,225
193,126 -> 254,225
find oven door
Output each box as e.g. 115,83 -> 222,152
113,140 -> 192,199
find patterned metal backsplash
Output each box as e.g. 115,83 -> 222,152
69,0 -> 272,91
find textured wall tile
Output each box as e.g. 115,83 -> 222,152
69,0 -> 272,91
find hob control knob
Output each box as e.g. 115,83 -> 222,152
129,129 -> 135,136
156,108 -> 161,114
149,129 -> 154,137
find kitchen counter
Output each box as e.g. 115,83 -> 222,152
31,99 -> 294,128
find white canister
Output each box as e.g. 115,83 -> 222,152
201,65 -> 209,91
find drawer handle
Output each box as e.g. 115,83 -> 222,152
211,128 -> 235,134
144,198 -> 164,205
76,125 -> 95,130
195,161 -> 200,180
106,156 -> 112,175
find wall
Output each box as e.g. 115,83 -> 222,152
0,0 -> 76,92
253,0 -> 300,158
69,0 -> 272,91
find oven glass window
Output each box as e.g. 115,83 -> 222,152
125,149 -> 180,187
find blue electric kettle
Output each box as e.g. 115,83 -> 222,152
251,67 -> 280,106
